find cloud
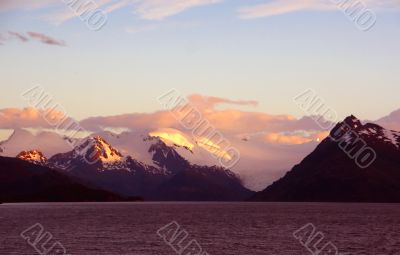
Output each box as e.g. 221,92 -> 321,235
3,0 -> 222,26
0,31 -> 66,46
0,0 -> 57,12
376,109 -> 400,131
42,0 -> 115,25
0,107 -> 73,129
76,93 -> 332,191
187,94 -> 259,110
264,131 -> 329,145
105,0 -> 131,13
27,32 -> 66,46
8,31 -> 29,42
238,0 -> 400,19
79,94 -> 331,136
239,0 -> 332,19
132,0 -> 223,20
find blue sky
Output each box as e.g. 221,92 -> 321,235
0,0 -> 399,121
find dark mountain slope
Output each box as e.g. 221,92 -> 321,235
252,116 -> 400,202
0,156 -> 126,202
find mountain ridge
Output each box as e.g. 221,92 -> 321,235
0,156 -> 132,203
252,115 -> 400,202
11,135 -> 252,201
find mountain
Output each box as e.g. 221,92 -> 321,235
0,156 -> 128,203
17,150 -> 47,165
46,136 -> 168,198
92,130 -> 222,169
48,136 -> 130,171
0,128 -> 321,191
46,135 -> 252,201
252,115 -> 400,202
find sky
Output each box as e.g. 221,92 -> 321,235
1,0 -> 400,189
0,0 -> 399,128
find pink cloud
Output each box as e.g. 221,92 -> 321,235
376,109 -> 400,131
0,31 -> 66,47
187,94 -> 259,110
132,0 -> 223,20
0,107 -> 73,129
264,131 -> 329,145
27,32 -> 66,46
238,0 -> 399,19
80,94 -> 331,136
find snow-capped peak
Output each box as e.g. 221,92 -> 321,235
74,136 -> 123,163
17,150 -> 47,165
332,115 -> 400,148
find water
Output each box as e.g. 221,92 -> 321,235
0,203 -> 399,255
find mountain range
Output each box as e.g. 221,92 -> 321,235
2,133 -> 252,201
1,115 -> 400,202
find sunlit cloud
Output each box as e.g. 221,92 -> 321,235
238,0 -> 400,19
2,103 -> 399,191
264,131 -> 330,145
0,107 -> 73,129
79,94 -> 329,136
149,128 -> 195,150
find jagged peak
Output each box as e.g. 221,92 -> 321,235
342,115 -> 362,128
74,135 -> 123,163
329,115 -> 400,149
17,149 -> 47,164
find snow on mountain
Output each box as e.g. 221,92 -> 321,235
48,136 -> 131,172
1,128 -> 321,190
77,136 -> 123,163
148,128 -> 231,166
0,129 -> 73,158
253,115 -> 400,202
16,150 -> 47,165
93,129 -> 222,169
66,129 -> 318,190
338,115 -> 400,149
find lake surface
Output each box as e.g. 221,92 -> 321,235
0,202 -> 399,255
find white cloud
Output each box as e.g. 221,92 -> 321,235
238,0 -> 400,19
132,0 -> 222,20
2,0 -> 222,26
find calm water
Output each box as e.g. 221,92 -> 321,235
0,203 -> 399,255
